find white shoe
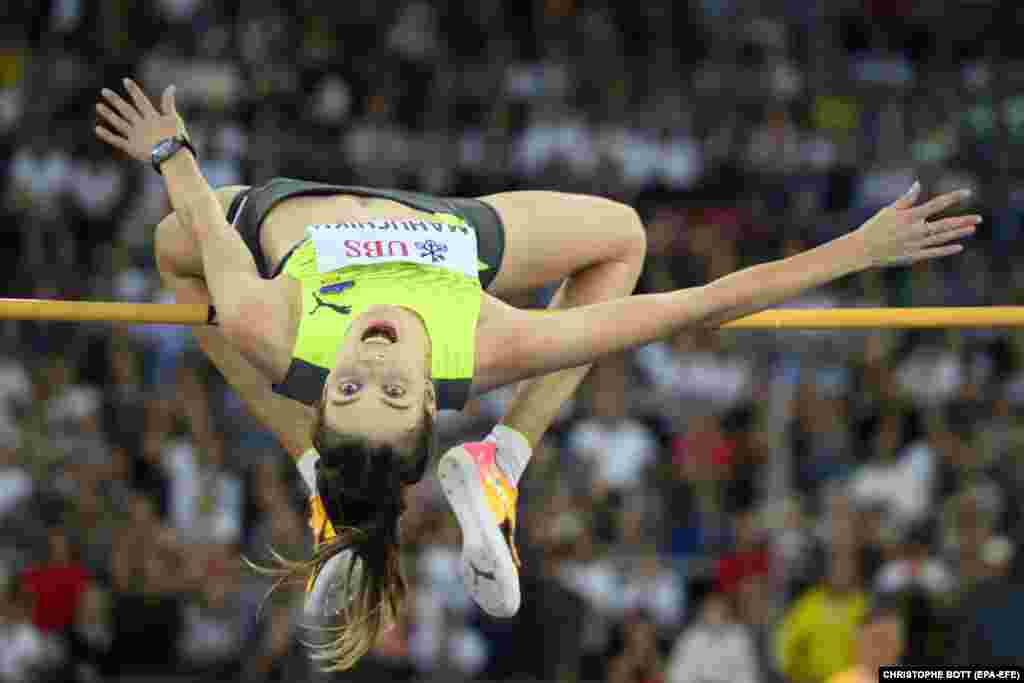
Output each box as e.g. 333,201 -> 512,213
437,440 -> 522,618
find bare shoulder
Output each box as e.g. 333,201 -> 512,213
471,292 -> 534,394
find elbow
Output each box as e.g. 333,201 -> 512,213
216,312 -> 248,349
216,299 -> 270,357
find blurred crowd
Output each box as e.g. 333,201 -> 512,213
2,0 -> 1024,682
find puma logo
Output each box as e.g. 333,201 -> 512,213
311,293 -> 352,317
468,561 -> 496,584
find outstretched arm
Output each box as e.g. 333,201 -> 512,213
95,80 -> 288,378
485,185 -> 979,386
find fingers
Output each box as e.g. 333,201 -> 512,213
916,215 -> 981,245
890,181 -> 922,210
94,125 -> 132,155
95,103 -> 132,135
161,85 -> 177,117
918,224 -> 977,248
908,188 -> 972,221
123,78 -> 159,117
910,244 -> 964,263
101,88 -> 141,124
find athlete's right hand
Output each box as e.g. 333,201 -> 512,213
853,182 -> 981,268
94,79 -> 187,163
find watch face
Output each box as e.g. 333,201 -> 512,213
152,138 -> 179,164
154,140 -> 173,155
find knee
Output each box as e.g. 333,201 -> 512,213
614,202 -> 647,275
153,216 -> 177,276
153,213 -> 192,281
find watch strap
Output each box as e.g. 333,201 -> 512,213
152,134 -> 197,174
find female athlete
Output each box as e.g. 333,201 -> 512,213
94,80 -> 978,670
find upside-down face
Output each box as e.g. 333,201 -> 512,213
322,305 -> 435,451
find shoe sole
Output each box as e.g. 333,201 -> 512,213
437,446 -> 521,618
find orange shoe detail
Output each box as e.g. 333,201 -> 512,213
308,494 -> 337,546
306,495 -> 338,594
462,442 -> 521,569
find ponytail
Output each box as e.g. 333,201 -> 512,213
252,399 -> 434,672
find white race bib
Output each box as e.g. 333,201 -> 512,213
307,216 -> 479,278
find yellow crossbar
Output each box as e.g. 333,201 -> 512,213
2,299 -> 1024,329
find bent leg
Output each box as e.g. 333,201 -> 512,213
437,192 -> 645,618
477,191 -> 646,446
482,191 -> 646,299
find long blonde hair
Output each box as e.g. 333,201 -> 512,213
253,399 -> 434,671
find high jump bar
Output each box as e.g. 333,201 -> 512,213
4,298 -> 1024,328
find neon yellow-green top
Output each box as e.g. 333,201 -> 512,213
271,236 -> 482,410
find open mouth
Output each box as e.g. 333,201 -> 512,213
361,322 -> 398,344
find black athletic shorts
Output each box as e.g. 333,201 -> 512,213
224,177 -> 506,289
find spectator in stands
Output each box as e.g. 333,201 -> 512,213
943,478 -> 1005,571
0,575 -> 64,683
850,406 -> 934,527
956,536 -> 1024,666
178,551 -> 245,678
62,450 -> 124,578
607,611 -> 666,683
102,334 -> 148,451
666,590 -> 759,683
636,327 -> 754,415
621,546 -> 686,634
789,380 -> 855,497
240,601 -> 309,682
929,402 -> 989,497
20,525 -> 91,636
133,401 -> 174,519
6,131 -> 70,218
874,519 -> 954,664
813,486 -> 860,569
479,528 -> 585,683
772,495 -> 817,602
167,426 -> 244,547
717,507 -> 771,595
410,511 -> 488,679
66,583 -> 113,682
826,599 -> 905,683
672,412 -> 735,496
980,535 -> 1015,584
107,519 -> 186,676
66,144 -> 126,270
722,404 -> 767,513
776,545 -> 868,683
875,519 -> 955,597
0,425 -> 31,521
553,508 -> 622,662
718,506 -> 776,680
852,499 -> 887,585
0,358 -> 31,430
567,356 -> 659,501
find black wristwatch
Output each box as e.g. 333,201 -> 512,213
151,134 -> 197,174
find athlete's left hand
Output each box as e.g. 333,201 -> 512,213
94,79 -> 188,163
854,181 -> 981,268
